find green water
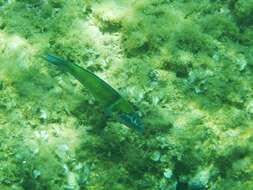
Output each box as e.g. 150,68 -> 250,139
0,0 -> 253,189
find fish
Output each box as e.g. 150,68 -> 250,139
43,54 -> 144,133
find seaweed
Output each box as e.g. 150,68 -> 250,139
0,0 -> 253,190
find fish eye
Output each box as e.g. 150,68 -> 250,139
118,113 -> 144,132
130,116 -> 136,124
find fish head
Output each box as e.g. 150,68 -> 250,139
42,54 -> 68,68
118,112 -> 144,133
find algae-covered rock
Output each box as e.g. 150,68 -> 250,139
0,0 -> 253,190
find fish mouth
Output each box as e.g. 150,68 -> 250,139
118,112 -> 144,133
42,54 -> 68,66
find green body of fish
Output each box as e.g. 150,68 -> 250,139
43,54 -> 144,133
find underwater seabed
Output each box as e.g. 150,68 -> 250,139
1,0 -> 253,190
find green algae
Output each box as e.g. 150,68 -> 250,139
0,0 -> 253,189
